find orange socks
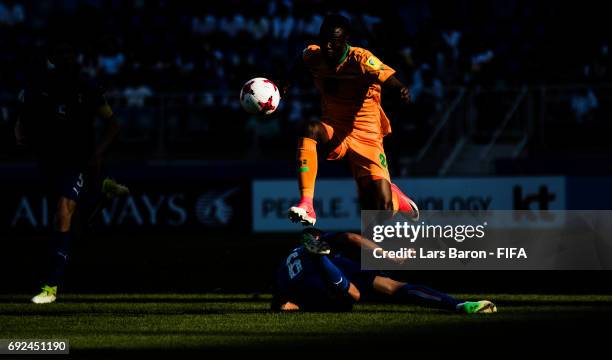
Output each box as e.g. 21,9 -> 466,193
297,137 -> 318,199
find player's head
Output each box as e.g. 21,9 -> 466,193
47,42 -> 79,76
319,14 -> 350,64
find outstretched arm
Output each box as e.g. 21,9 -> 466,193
87,101 -> 119,175
384,75 -> 411,103
14,118 -> 26,146
276,278 -> 361,312
277,53 -> 307,97
322,232 -> 406,266
95,102 -> 120,158
324,232 -> 381,253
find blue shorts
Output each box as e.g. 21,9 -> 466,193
330,253 -> 380,296
43,168 -> 86,202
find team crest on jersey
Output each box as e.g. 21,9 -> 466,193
366,56 -> 383,70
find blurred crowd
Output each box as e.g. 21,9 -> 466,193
0,0 -> 610,162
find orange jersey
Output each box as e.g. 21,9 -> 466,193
302,44 -> 396,142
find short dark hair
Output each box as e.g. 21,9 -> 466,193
320,14 -> 351,37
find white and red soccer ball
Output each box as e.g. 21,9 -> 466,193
239,77 -> 280,115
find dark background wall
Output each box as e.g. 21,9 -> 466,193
2,163 -> 611,294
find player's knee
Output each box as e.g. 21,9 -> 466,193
302,121 -> 324,141
53,212 -> 72,232
375,278 -> 405,295
348,283 -> 361,301
54,201 -> 75,232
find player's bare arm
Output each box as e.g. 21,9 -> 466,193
302,229 -> 404,265
278,54 -> 307,97
14,118 -> 26,146
279,301 -> 300,311
94,102 -> 120,158
279,281 -> 360,312
325,232 -> 380,253
327,232 -> 406,265
384,75 -> 411,103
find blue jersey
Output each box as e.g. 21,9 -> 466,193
19,72 -> 106,169
273,246 -> 380,311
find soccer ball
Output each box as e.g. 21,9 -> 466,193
239,77 -> 280,115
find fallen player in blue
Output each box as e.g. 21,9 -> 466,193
272,228 -> 497,314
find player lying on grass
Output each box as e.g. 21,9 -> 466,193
272,228 -> 497,314
283,14 -> 417,225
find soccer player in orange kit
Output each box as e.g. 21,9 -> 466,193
285,14 -> 418,226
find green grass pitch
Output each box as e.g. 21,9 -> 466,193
1,294 -> 611,356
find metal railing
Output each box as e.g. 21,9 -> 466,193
480,86 -> 528,161
414,87 -> 466,163
404,84 -> 612,175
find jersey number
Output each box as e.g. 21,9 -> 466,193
286,252 -> 303,279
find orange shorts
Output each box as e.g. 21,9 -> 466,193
320,121 -> 390,182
